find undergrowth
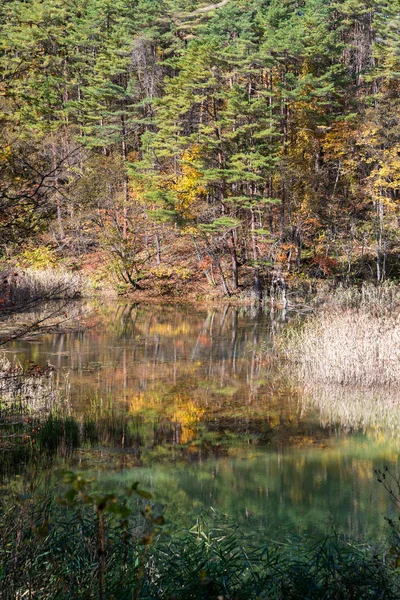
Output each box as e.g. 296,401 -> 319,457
0,491 -> 398,600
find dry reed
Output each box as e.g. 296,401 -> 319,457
7,268 -> 90,305
314,281 -> 400,315
283,283 -> 400,387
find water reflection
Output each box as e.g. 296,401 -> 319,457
97,436 -> 399,539
300,385 -> 400,438
5,302 -> 400,538
11,303 -> 311,446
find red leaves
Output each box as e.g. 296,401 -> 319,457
311,255 -> 338,276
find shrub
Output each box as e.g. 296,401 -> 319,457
17,246 -> 57,269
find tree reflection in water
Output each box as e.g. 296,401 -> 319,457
5,303 -> 400,539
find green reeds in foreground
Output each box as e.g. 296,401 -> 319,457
0,487 -> 399,600
282,284 -> 400,387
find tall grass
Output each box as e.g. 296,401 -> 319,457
0,498 -> 398,600
283,283 -> 400,387
7,268 -> 89,304
315,281 -> 400,315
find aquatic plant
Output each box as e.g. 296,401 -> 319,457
0,490 -> 398,600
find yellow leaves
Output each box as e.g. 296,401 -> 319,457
172,145 -> 206,219
151,264 -> 194,282
0,145 -> 12,162
363,144 -> 400,207
129,145 -> 205,219
323,119 -> 358,165
17,245 -> 57,269
181,225 -> 199,237
129,175 -> 149,207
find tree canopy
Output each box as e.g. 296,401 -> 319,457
1,0 -> 399,295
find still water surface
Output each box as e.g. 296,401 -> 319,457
9,303 -> 400,539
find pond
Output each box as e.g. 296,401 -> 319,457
5,302 -> 400,540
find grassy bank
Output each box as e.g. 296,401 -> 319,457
282,283 -> 400,387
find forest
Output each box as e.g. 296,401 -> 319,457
1,0 -> 399,299
2,2 -> 400,599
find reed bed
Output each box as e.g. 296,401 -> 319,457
284,310 -> 400,387
282,283 -> 400,387
6,267 -> 89,304
0,499 -> 398,600
314,281 -> 400,315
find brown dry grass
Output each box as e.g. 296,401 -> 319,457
283,283 -> 400,387
8,268 -> 90,305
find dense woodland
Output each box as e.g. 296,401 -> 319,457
1,0 -> 400,298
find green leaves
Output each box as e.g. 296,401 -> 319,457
56,471 -> 157,518
2,0 -> 400,287
199,217 -> 240,234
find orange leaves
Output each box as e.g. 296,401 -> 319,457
276,242 -> 297,266
198,256 -> 212,271
311,255 -> 338,276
